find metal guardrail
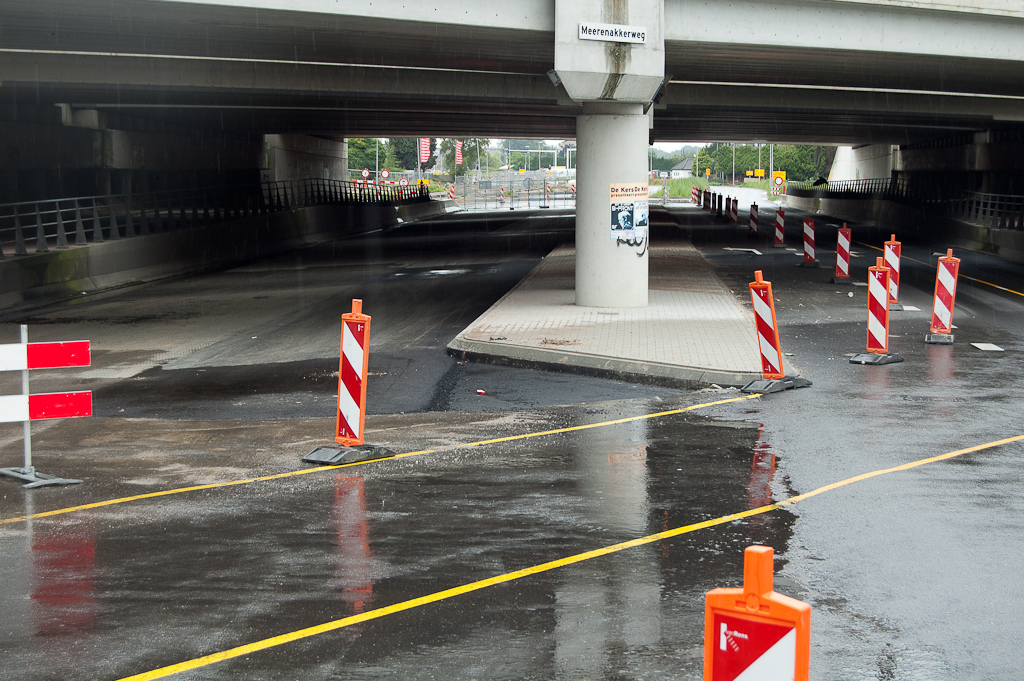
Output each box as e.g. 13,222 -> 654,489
948,192 -> 1024,230
0,179 -> 429,257
787,178 -> 1023,231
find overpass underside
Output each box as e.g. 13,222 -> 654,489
0,0 -> 1023,305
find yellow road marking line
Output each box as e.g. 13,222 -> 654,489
854,241 -> 1024,298
0,394 -> 761,525
116,432 -> 1024,681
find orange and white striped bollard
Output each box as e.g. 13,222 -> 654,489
749,203 -> 758,236
774,208 -> 785,247
749,271 -> 785,380
337,299 -> 370,446
802,217 -> 816,264
833,224 -> 851,283
926,249 -> 960,344
867,257 -> 891,353
884,234 -> 902,309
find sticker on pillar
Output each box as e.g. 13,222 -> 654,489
609,183 -> 649,240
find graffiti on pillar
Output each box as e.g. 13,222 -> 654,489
609,182 -> 649,256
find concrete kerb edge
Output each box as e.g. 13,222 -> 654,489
446,336 -> 761,389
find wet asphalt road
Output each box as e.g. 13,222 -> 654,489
0,201 -> 1023,680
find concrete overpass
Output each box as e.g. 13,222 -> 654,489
1,0 -> 1023,308
3,0 -> 1022,143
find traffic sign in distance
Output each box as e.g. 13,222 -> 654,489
381,169 -> 390,179
399,177 -> 409,186
361,168 -> 370,178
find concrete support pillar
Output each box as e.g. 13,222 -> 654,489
575,103 -> 649,308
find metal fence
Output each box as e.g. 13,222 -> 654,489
787,177 -> 1024,231
947,192 -> 1024,230
442,172 -> 576,210
0,179 -> 429,257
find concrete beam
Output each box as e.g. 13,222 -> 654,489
665,0 -> 1024,63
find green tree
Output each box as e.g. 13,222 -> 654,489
386,137 -> 436,171
438,138 -> 491,176
695,147 -> 715,178
347,139 -> 379,175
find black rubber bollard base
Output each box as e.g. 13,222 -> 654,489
303,444 -> 396,466
741,376 -> 813,394
925,333 -> 955,345
849,352 -> 905,365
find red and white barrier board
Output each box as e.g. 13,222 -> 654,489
447,184 -> 455,201
0,340 -> 90,372
731,198 -> 739,224
336,300 -> 371,447
774,209 -> 785,246
704,546 -> 810,681
749,271 -> 785,380
749,203 -> 758,236
930,249 -> 960,335
867,257 -> 891,353
884,234 -> 901,304
0,393 -> 92,423
802,217 -> 816,263
692,186 -> 701,204
835,225 -> 851,279
0,327 -> 91,487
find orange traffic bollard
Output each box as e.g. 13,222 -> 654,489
336,299 -> 371,447
704,545 -> 810,681
833,224 -> 851,283
884,234 -> 902,308
926,248 -> 961,344
850,257 -> 904,364
749,271 -> 785,380
866,257 -> 890,354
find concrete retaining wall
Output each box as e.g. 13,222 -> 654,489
0,198 -> 448,313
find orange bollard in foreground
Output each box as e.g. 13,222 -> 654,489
336,299 -> 371,447
704,546 -> 810,681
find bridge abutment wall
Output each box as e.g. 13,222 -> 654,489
0,200 -> 433,313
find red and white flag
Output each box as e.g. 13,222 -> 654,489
455,140 -> 464,165
419,138 -> 431,164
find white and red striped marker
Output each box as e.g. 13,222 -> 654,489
704,190 -> 711,210
0,327 -> 91,487
731,198 -> 739,224
499,186 -> 505,201
884,234 -> 901,304
749,271 -> 785,380
692,186 -> 701,204
336,299 -> 371,447
802,217 -> 816,263
930,249 -> 961,335
835,224 -> 851,279
0,339 -> 91,423
0,392 -> 93,423
704,546 -> 811,681
774,209 -> 785,246
447,184 -> 455,201
867,257 -> 892,353
749,203 -> 758,236
545,183 -> 551,203
0,340 -> 90,373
